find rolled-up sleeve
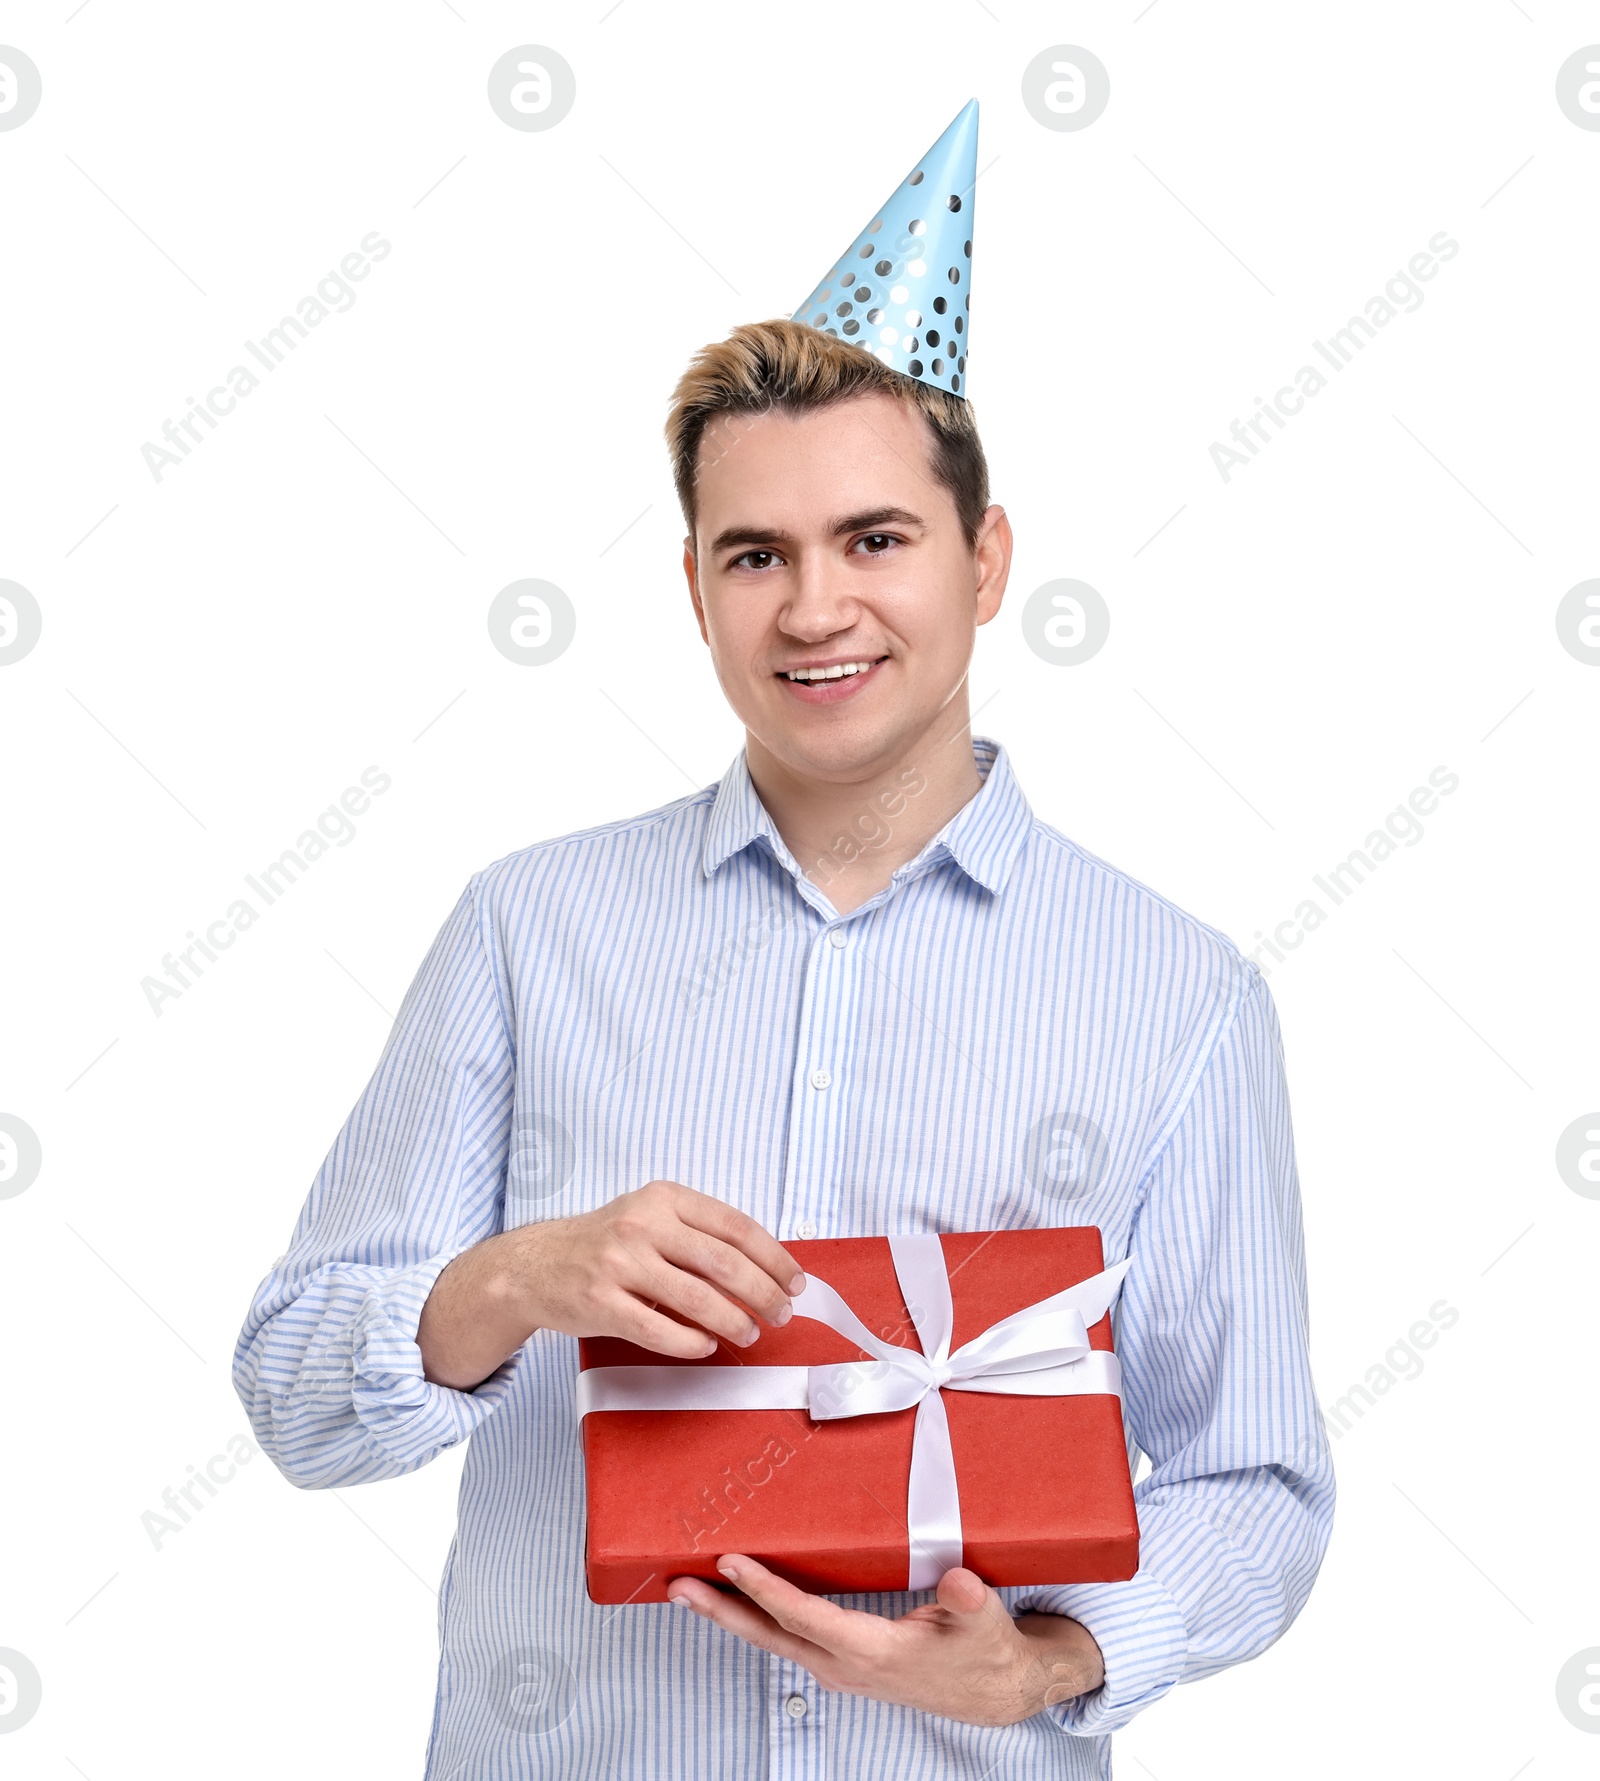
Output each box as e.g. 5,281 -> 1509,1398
232,871 -> 521,1488
1013,963 -> 1336,1735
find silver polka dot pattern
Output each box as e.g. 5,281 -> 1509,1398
788,99 -> 977,398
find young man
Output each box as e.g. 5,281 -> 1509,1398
235,107 -> 1333,1780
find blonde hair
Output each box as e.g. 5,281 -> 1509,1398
665,318 -> 990,552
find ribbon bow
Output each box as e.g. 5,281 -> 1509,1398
576,1233 -> 1133,1590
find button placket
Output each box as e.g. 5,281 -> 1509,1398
772,1655 -> 822,1776
778,920 -> 863,1245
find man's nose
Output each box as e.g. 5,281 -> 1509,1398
781,555 -> 858,640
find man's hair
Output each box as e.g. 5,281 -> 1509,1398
665,318 -> 990,554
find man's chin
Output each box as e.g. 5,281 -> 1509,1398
747,703 -> 932,788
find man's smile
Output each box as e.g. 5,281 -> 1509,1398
775,653 -> 890,703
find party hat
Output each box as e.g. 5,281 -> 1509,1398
791,98 -> 978,398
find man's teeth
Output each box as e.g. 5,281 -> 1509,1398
784,660 -> 879,682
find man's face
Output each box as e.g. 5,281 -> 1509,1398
683,389 -> 1010,785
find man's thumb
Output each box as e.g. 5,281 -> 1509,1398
935,1565 -> 991,1614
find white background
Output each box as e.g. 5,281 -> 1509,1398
2,3 -> 1597,1776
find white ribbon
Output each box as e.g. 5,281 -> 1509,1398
575,1233 -> 1134,1591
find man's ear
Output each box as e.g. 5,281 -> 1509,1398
973,504 -> 1013,627
683,538 -> 710,645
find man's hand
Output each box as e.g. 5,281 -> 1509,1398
417,1181 -> 805,1390
665,1554 -> 1105,1727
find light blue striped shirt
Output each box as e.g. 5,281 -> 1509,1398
234,735 -> 1334,1779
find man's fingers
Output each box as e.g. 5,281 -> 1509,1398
621,1253 -> 768,1347
653,1226 -> 795,1330
934,1565 -> 992,1615
602,1183 -> 806,1349
614,1298 -> 720,1358
711,1555 -> 878,1661
668,1572 -> 835,1670
595,1209 -> 749,1344
673,1187 -> 807,1297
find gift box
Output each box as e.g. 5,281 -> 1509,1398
576,1227 -> 1140,1604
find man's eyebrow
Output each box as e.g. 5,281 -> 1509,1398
706,506 -> 928,556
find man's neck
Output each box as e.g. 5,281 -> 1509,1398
744,710 -> 985,917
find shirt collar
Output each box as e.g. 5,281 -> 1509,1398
701,733 -> 1034,899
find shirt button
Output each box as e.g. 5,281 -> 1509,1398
828,927 -> 848,949
797,1218 -> 817,1239
809,1067 -> 832,1090
785,1693 -> 808,1719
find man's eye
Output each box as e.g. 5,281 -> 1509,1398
856,533 -> 900,554
732,550 -> 780,571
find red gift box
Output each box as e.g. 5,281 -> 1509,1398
576,1227 -> 1139,1604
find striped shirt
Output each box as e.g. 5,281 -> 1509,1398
233,734 -> 1335,1779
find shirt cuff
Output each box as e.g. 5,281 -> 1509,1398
346,1248 -> 526,1471
1010,1569 -> 1189,1735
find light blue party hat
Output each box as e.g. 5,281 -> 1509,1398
791,98 -> 977,398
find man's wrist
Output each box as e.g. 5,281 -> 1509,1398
1012,1610 -> 1105,1718
418,1229 -> 543,1390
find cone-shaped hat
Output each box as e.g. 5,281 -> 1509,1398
790,99 -> 978,399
